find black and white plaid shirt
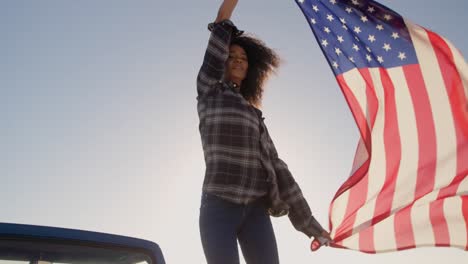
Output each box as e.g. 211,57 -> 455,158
196,20 -> 325,238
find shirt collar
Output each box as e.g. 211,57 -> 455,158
226,81 -> 241,93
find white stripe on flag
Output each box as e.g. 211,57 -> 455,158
407,21 -> 458,203
340,228 -> 360,251
387,67 -> 419,213
410,202 -> 436,246
343,68 -> 369,126
330,189 -> 350,239
443,196 -> 468,248
351,68 -> 387,231
343,68 -> 386,237
374,214 -> 397,251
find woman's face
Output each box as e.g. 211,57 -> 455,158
225,44 -> 248,85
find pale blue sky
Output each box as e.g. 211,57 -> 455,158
2,1 -> 467,263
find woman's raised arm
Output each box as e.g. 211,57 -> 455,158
196,0 -> 241,98
215,0 -> 239,22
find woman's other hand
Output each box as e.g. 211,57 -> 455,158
310,230 -> 332,251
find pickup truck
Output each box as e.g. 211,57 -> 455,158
0,223 -> 165,264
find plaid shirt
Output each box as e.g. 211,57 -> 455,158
196,20 -> 325,238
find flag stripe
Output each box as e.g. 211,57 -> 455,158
355,68 -> 388,253
334,72 -> 371,242
428,30 -> 468,186
407,21 -> 458,247
443,196 -> 468,249
372,68 -> 402,225
427,30 -> 468,246
410,22 -> 459,201
394,204 -> 416,250
429,201 -> 451,246
391,64 -> 435,250
387,66 -> 419,216
334,68 -> 382,247
374,214 -> 397,252
411,202 -> 436,246
330,189 -> 350,239
385,65 -> 420,250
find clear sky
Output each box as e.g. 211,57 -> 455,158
2,0 -> 467,263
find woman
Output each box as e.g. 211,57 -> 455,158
197,1 -> 331,263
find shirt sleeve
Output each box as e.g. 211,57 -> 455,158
196,20 -> 242,98
265,129 -> 327,238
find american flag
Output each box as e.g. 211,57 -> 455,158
295,0 -> 468,253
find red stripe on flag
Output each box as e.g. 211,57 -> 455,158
405,65 -> 437,202
358,68 -> 401,253
428,30 -> 468,192
359,226 -> 375,253
331,161 -> 370,243
372,68 -> 401,224
427,32 -> 468,138
426,30 -> 468,246
391,64 -> 438,249
394,206 -> 416,250
361,69 -> 379,131
332,75 -> 372,242
334,172 -> 369,244
429,200 -> 450,247
336,74 -> 372,157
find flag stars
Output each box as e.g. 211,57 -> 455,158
376,24 -> 384,31
383,43 -> 392,51
327,14 -> 335,22
384,14 -> 393,21
335,47 -> 343,55
340,18 -> 346,24
367,6 -> 376,13
366,54 -> 372,62
297,0 -> 304,3
366,46 -> 372,52
346,7 -> 353,14
342,24 -> 349,30
349,56 -> 355,63
337,35 -> 345,43
352,44 -> 360,51
321,39 -> 329,47
361,15 -> 369,23
313,5 -> 319,12
352,0 -> 360,6
368,35 -> 376,43
332,61 -> 339,69
392,32 -> 400,39
324,27 -> 331,33
398,52 -> 407,60
377,56 -> 384,63
311,18 -> 317,24
329,0 -> 337,4
354,26 -> 362,33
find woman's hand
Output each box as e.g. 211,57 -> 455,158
310,230 -> 333,251
215,0 -> 239,23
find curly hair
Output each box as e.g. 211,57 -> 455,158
230,34 -> 280,107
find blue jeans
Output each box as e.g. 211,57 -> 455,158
199,192 -> 280,264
